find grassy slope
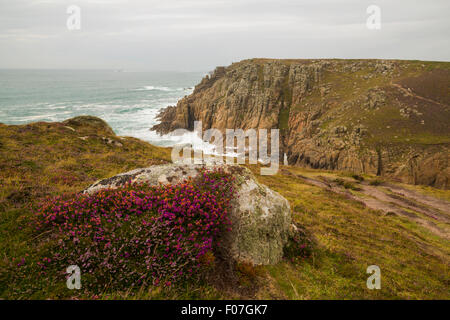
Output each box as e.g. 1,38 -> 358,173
0,117 -> 171,298
248,165 -> 449,299
298,60 -> 450,147
0,116 -> 449,299
250,58 -> 450,149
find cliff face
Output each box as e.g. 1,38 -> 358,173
152,59 -> 450,189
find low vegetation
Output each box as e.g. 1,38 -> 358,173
0,117 -> 449,299
250,165 -> 449,299
6,169 -> 234,297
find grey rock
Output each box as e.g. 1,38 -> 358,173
84,164 -> 292,265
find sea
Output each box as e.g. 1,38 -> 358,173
0,69 -> 206,147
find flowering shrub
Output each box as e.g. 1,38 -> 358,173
283,226 -> 313,263
29,168 -> 235,291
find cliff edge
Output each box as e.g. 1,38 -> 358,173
152,59 -> 450,188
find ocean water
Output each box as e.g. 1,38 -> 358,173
0,69 -> 205,146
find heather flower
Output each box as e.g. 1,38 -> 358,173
28,168 -> 235,292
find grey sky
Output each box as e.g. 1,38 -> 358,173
0,0 -> 449,71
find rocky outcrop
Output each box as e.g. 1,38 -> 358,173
152,59 -> 450,189
63,115 -> 115,136
85,164 -> 292,265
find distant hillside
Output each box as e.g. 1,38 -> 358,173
153,59 -> 450,189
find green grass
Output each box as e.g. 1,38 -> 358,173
285,60 -> 449,150
247,164 -> 450,300
0,116 -> 172,299
1,113 -> 449,300
257,64 -> 265,90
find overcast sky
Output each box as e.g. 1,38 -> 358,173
0,0 -> 449,71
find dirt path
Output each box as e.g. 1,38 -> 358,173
391,83 -> 447,107
282,169 -> 450,240
360,183 -> 448,222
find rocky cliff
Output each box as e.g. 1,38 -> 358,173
152,59 -> 450,189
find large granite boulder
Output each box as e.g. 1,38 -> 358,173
84,164 -> 292,265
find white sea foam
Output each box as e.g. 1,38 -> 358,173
131,86 -> 188,92
0,70 -> 207,151
6,111 -> 72,122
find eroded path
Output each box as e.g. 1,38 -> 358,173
391,82 -> 447,107
281,168 -> 450,240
